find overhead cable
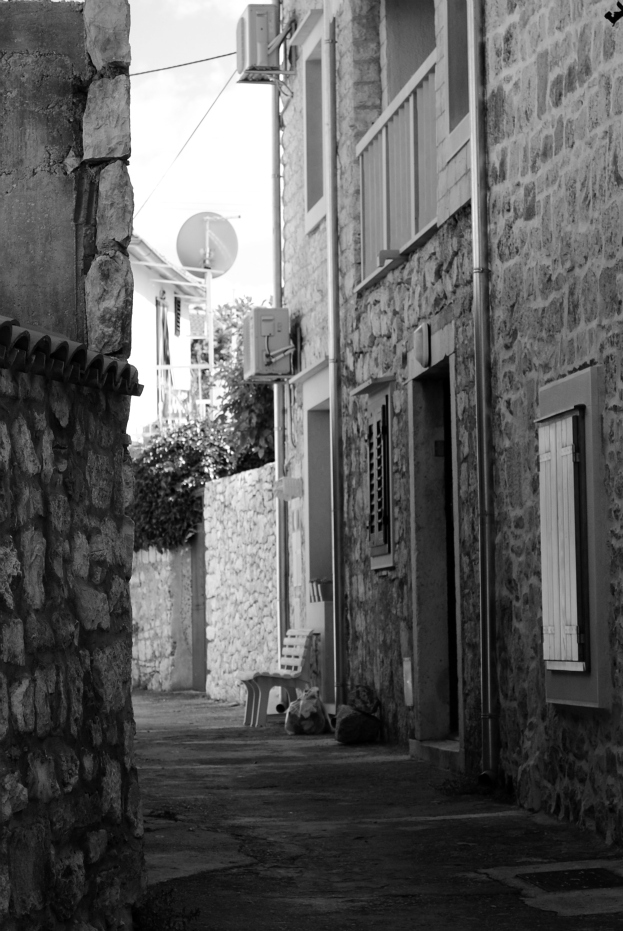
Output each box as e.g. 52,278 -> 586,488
130,51 -> 236,77
133,69 -> 237,220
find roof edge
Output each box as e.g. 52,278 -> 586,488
0,315 -> 143,398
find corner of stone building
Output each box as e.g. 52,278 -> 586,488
0,1 -> 144,928
81,0 -> 134,360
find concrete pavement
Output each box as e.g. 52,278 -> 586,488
132,691 -> 623,930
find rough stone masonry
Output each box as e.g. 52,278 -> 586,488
0,0 -> 133,354
0,371 -> 142,931
486,0 -> 623,841
0,1 -> 144,927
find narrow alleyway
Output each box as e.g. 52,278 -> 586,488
133,692 -> 623,931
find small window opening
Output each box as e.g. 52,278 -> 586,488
174,297 -> 181,337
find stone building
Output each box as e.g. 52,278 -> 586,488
276,0 -> 480,765
0,1 -> 144,926
266,0 -> 623,839
485,0 -> 623,840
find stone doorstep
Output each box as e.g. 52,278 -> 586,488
481,859 -> 623,916
408,737 -> 464,773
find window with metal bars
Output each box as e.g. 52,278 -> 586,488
368,394 -> 391,557
174,297 -> 182,337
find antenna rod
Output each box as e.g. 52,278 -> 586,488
204,216 -> 216,413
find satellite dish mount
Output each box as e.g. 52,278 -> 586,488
176,212 -> 239,412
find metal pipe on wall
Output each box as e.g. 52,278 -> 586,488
323,4 -> 346,708
467,0 -> 499,782
272,0 -> 288,656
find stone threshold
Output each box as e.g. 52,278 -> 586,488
408,737 -> 465,773
0,313 -> 142,395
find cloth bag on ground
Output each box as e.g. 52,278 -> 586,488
335,685 -> 381,744
285,686 -> 332,735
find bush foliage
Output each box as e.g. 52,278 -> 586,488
131,298 -> 275,551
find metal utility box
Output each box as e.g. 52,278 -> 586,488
236,5 -> 280,83
243,306 -> 292,381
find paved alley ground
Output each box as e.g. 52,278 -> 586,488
133,691 -> 623,931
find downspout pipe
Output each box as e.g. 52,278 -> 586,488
322,5 -> 346,708
272,0 -> 288,656
467,0 -> 499,783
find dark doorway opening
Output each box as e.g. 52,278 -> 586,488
411,358 -> 460,742
442,374 -> 458,736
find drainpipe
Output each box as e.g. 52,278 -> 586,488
323,4 -> 346,708
272,0 -> 288,655
467,0 -> 499,782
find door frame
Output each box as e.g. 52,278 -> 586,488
407,320 -> 465,767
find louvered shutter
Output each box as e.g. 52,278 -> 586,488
174,297 -> 182,337
369,396 -> 390,556
537,409 -> 588,671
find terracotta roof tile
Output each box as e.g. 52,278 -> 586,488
0,316 -> 143,396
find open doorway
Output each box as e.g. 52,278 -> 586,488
305,403 -> 335,711
410,357 -> 461,748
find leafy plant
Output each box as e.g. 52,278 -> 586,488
131,297 -> 275,551
131,419 -> 232,551
194,296 -> 275,470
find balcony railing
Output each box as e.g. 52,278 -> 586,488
156,364 -> 211,426
357,51 -> 437,284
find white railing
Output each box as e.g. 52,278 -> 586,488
156,364 -> 211,426
357,51 -> 437,282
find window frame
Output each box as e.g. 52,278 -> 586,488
536,407 -> 590,672
298,17 -> 326,234
443,0 -> 470,163
367,384 -> 395,570
536,365 -> 610,709
368,393 -> 391,557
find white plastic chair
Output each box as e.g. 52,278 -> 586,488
238,629 -> 317,726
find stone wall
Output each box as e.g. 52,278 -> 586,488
0,0 -> 133,354
0,371 -> 143,928
130,547 -> 192,692
204,465 -> 277,702
485,0 -> 623,839
343,209 -> 478,748
0,1 -> 143,925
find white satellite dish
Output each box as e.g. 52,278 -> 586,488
176,212 -> 238,280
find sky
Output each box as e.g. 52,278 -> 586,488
129,0 -> 274,307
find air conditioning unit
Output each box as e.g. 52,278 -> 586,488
243,306 -> 293,381
236,5 -> 280,84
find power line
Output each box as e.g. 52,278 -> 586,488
134,69 -> 237,220
131,51 -> 236,77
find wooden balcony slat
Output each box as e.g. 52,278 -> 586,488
359,56 -> 437,282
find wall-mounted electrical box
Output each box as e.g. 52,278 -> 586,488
236,5 -> 280,83
414,322 -> 430,369
243,306 -> 293,381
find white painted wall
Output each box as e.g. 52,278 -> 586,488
127,262 -> 193,441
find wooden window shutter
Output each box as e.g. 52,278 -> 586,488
174,297 -> 182,337
369,396 -> 390,556
537,409 -> 589,671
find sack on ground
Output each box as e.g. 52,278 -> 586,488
335,704 -> 381,744
285,686 -> 332,735
335,686 -> 381,744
